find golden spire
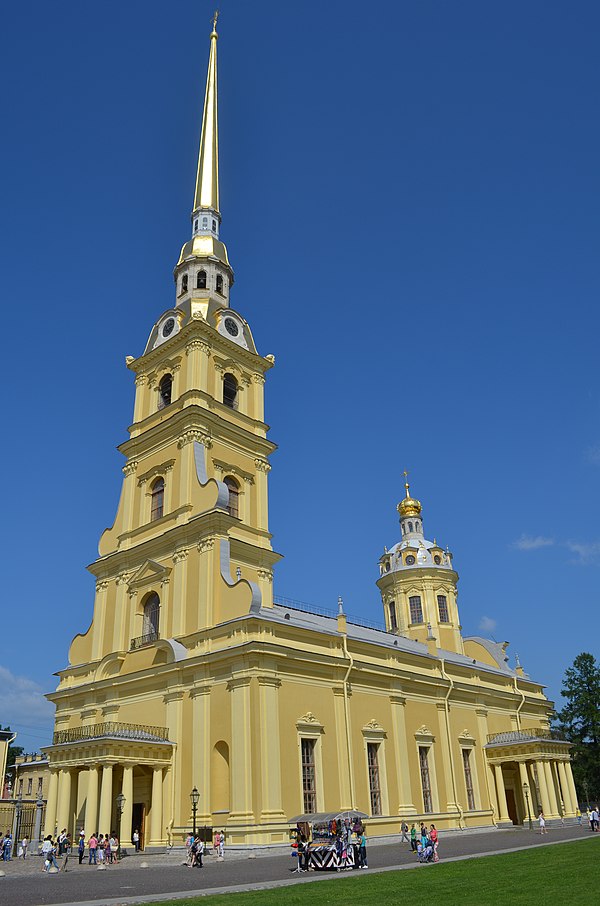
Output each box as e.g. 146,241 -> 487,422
194,11 -> 220,214
397,470 -> 422,517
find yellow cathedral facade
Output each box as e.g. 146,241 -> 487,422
44,20 -> 578,848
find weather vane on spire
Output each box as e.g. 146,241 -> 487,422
212,9 -> 219,32
403,469 -> 410,497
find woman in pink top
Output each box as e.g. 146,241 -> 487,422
429,825 -> 439,861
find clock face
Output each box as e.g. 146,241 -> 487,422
405,555 -> 416,566
224,317 -> 239,337
162,317 -> 175,337
434,555 -> 441,565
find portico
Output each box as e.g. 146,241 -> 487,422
485,729 -> 577,826
43,722 -> 172,848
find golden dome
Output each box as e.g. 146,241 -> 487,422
397,479 -> 422,517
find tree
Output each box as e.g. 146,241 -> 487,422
555,653 -> 600,802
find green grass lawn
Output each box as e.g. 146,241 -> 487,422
144,840 -> 599,906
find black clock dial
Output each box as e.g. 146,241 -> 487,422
162,317 -> 175,337
405,555 -> 416,565
224,317 -> 239,337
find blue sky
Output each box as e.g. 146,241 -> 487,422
2,0 -> 599,752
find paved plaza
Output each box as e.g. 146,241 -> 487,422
0,825 -> 597,906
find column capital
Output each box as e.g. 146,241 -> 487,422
227,676 -> 252,691
189,685 -> 212,699
256,675 -> 281,688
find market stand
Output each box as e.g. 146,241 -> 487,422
289,810 -> 368,871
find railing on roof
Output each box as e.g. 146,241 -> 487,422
273,595 -> 387,633
53,721 -> 169,745
486,728 -> 567,745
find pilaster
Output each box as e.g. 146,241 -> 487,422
389,694 -> 416,814
227,676 -> 254,823
257,676 -> 285,820
190,684 -> 212,824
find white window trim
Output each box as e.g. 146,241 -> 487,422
414,726 -> 439,814
362,720 -> 389,817
296,713 -> 324,815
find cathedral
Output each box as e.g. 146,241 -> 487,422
44,19 -> 577,848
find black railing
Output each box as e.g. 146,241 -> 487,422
273,595 -> 387,633
53,721 -> 169,745
486,728 -> 567,745
130,630 -> 159,650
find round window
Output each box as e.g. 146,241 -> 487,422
162,317 -> 176,337
405,555 -> 416,566
224,317 -> 239,337
434,555 -> 441,565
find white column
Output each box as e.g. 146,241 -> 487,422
44,770 -> 59,837
149,767 -> 163,846
98,764 -> 114,834
565,761 -> 579,812
121,766 -> 134,847
557,761 -> 574,815
86,766 -> 99,834
494,764 -> 510,822
543,761 -> 559,817
56,769 -> 72,834
535,760 -> 551,817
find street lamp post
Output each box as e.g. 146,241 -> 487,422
116,793 -> 126,861
523,782 -> 532,831
12,792 -> 23,857
190,787 -> 200,838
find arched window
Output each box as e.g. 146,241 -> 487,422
216,274 -> 224,295
181,274 -> 188,294
408,522 -> 413,532
389,601 -> 398,632
143,592 -> 160,639
150,477 -> 165,521
158,373 -> 172,409
224,476 -> 240,518
197,269 -> 207,289
223,373 -> 238,409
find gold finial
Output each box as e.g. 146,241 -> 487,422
397,470 -> 422,517
212,9 -> 219,35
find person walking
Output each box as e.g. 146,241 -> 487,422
78,831 -> 86,864
538,811 -> 547,835
400,820 -> 409,844
3,832 -> 12,861
42,836 -> 59,872
410,823 -> 417,852
88,833 -> 98,864
195,836 -> 204,868
218,830 -> 225,858
19,835 -> 29,859
133,828 -> 140,852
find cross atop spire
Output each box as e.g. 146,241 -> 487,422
193,13 -> 220,219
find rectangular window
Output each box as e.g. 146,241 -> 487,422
437,595 -> 450,623
18,778 -> 23,797
367,743 -> 382,816
389,601 -> 398,632
462,749 -> 476,810
409,595 -> 423,624
301,739 -> 317,814
419,746 -> 433,813
27,778 -> 32,796
37,777 -> 43,796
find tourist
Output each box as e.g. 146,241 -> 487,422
19,835 -> 29,859
78,831 -> 86,864
410,823 -> 417,851
110,833 -> 119,863
430,824 -> 439,862
538,811 -> 547,835
97,835 -> 105,864
3,832 -> 12,861
194,835 -> 204,867
88,832 -> 98,864
42,836 -> 59,872
400,820 -> 409,844
218,829 -> 225,857
357,828 -> 368,869
133,828 -> 141,852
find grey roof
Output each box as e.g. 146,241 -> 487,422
259,605 -> 517,679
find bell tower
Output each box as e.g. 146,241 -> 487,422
376,476 -> 464,654
67,16 -> 280,669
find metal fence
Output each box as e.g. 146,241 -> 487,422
487,728 -> 567,745
53,721 -> 169,745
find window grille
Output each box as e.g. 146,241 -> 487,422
301,739 -> 317,814
367,743 -> 382,816
143,592 -> 160,638
462,749 -> 476,810
150,478 -> 165,521
419,746 -> 433,813
409,595 -> 423,624
437,595 -> 450,623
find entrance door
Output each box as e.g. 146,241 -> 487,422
132,803 -> 146,851
505,789 -> 519,825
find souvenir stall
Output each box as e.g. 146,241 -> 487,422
289,810 -> 368,871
